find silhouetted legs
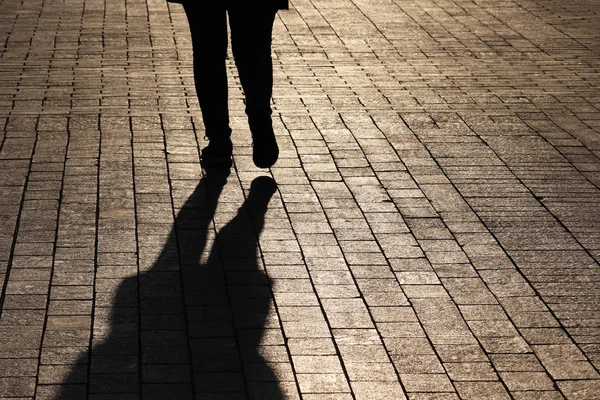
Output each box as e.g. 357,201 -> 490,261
183,4 -> 279,169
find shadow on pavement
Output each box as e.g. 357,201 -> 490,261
54,170 -> 283,400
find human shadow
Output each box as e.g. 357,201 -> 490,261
54,171 -> 283,400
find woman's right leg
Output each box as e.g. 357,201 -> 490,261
229,7 -> 279,168
183,3 -> 233,168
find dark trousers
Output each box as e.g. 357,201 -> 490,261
183,4 -> 277,140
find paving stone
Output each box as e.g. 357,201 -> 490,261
454,381 -> 511,400
0,378 -> 36,397
351,380 -> 406,399
408,394 -> 459,400
511,391 -> 565,400
392,355 -> 445,375
399,373 -> 454,393
292,356 -> 344,374
444,362 -> 498,381
0,359 -> 37,377
557,380 -> 600,400
296,373 -> 350,393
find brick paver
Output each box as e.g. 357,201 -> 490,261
1,0 -> 600,398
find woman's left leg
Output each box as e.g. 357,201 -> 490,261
183,3 -> 233,168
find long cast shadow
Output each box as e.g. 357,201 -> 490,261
54,170 -> 283,400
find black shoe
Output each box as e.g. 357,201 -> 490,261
201,139 -> 233,169
251,127 -> 279,168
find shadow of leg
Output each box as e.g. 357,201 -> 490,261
191,176 -> 284,399
51,169 -> 229,400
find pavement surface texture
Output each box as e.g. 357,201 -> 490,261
0,0 -> 599,398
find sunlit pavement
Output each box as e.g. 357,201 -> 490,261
1,0 -> 600,398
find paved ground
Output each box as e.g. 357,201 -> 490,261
1,0 -> 600,398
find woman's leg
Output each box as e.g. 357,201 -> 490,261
228,7 -> 279,168
183,4 -> 233,168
